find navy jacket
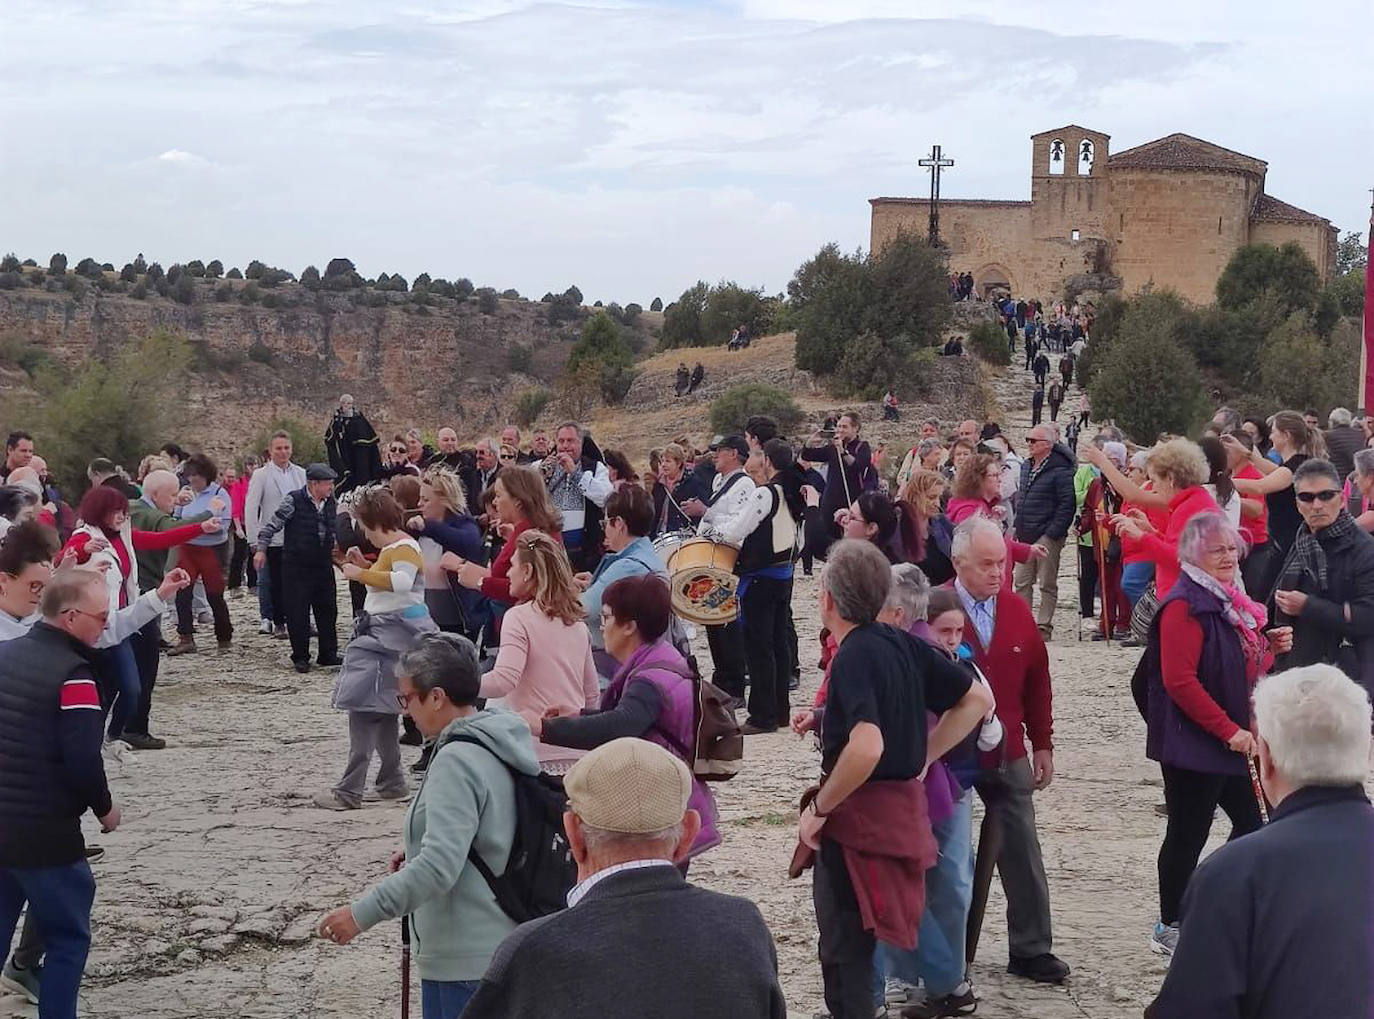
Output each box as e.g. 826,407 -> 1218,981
1147,786 -> 1374,1019
1014,444 -> 1076,543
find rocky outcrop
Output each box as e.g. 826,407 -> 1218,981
0,288 -> 614,460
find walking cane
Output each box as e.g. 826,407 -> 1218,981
401,915 -> 412,1019
965,796 -> 1005,966
1073,535 -> 1083,643
1247,756 -> 1270,824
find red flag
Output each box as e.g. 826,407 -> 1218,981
1364,206 -> 1374,410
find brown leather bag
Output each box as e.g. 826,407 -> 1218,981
788,784 -> 821,879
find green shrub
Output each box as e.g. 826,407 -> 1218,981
245,260 -> 267,280
0,254 -> 19,273
206,260 -> 223,278
226,267 -> 243,280
1216,242 -> 1319,318
249,417 -> 326,468
709,383 -> 805,436
513,388 -> 552,427
966,321 -> 1010,365
1089,324 -> 1206,443
248,340 -> 274,365
649,297 -> 663,312
477,288 -> 499,315
214,282 -> 234,302
660,281 -> 710,348
48,253 -> 67,276
0,273 -> 19,290
508,345 -> 533,372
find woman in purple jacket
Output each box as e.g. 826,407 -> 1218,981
530,573 -> 720,862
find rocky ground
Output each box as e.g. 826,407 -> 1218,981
2,349 -> 1220,1019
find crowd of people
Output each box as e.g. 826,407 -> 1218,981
1,365 -> 1373,1019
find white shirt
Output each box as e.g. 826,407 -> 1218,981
566,858 -> 675,908
244,461 -> 307,547
698,469 -> 756,541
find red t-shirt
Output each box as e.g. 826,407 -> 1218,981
1233,463 -> 1269,548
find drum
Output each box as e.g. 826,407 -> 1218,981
665,538 -> 739,625
652,528 -> 694,562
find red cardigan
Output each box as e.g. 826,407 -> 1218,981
478,519 -> 564,605
1138,486 -> 1221,595
946,583 -> 1053,761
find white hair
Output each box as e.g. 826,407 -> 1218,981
1253,664 -> 1371,788
579,820 -> 683,857
885,563 -> 931,622
1177,512 -> 1245,566
951,515 -> 1003,560
142,469 -> 180,496
475,437 -> 499,455
1354,448 -> 1374,479
1329,407 -> 1353,428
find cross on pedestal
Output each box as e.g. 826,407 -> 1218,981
918,144 -> 955,247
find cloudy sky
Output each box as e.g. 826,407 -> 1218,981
1,1 -> 1369,305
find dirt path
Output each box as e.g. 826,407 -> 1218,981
0,356 -> 1218,1019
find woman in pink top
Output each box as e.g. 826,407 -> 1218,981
479,529 -> 598,772
945,453 -> 1044,588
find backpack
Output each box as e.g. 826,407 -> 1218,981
446,734 -> 578,923
679,657 -> 744,782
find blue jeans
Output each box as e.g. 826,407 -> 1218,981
872,789 -> 975,1001
422,978 -> 479,1018
256,557 -> 274,621
1121,561 -> 1155,609
106,638 -> 142,741
0,859 -> 95,1019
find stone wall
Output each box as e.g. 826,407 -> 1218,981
1109,168 -> 1256,303
1249,219 -> 1338,280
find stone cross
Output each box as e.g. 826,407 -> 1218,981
918,144 -> 955,247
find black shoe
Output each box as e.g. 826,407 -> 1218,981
85,845 -> 106,862
316,656 -> 343,668
293,661 -> 311,674
121,732 -> 167,751
788,673 -> 800,691
410,742 -> 435,775
1007,953 -> 1070,984
399,729 -> 424,747
739,721 -> 778,735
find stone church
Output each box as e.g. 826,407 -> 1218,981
869,126 -> 1337,305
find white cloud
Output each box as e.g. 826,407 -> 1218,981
0,0 -> 1367,305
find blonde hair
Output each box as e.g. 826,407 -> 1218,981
513,530 -> 584,626
1146,438 -> 1209,491
421,470 -> 469,515
898,469 -> 947,521
137,454 -> 175,482
661,443 -> 686,467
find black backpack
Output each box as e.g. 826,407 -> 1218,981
447,734 -> 578,923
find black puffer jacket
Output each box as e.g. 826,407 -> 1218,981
1014,443 -> 1077,543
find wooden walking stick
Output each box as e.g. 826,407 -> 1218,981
965,794 -> 1006,966
1247,755 -> 1270,824
401,915 -> 412,1019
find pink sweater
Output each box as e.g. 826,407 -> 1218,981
945,496 -> 1035,590
480,601 -> 599,765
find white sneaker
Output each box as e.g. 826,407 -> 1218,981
102,739 -> 137,764
196,610 -> 213,625
1150,921 -> 1180,958
258,618 -> 273,635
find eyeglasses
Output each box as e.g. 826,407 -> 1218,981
396,690 -> 424,710
1203,545 -> 1240,559
1296,489 -> 1340,504
68,607 -> 109,627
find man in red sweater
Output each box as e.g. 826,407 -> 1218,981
949,516 -> 1069,984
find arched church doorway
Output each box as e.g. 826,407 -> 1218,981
975,263 -> 1015,300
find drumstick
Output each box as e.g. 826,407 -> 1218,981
1246,755 -> 1269,824
836,438 -> 853,510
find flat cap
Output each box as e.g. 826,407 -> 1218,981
305,463 -> 337,482
564,738 -> 692,834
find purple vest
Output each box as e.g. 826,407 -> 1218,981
1144,574 -> 1250,776
601,641 -> 721,857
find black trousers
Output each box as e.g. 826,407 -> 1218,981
814,838 -> 874,1019
282,560 -> 338,666
705,619 -> 747,699
1031,403 -> 1043,426
1077,543 -> 1099,618
1049,401 -> 1061,421
1158,763 -> 1261,924
265,546 -> 287,626
128,617 -> 162,736
227,532 -> 255,589
740,576 -> 792,728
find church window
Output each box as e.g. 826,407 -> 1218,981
1078,139 -> 1095,175
1070,229 -> 1081,242
1049,138 -> 1065,176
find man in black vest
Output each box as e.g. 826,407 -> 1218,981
0,567 -> 121,1019
254,464 -> 340,674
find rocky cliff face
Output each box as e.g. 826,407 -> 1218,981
0,288 -> 612,460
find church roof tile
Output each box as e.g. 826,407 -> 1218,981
1251,193 -> 1330,225
1107,133 -> 1266,176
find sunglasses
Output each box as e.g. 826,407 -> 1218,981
1296,489 -> 1341,504
499,453 -> 517,461
389,447 -> 407,454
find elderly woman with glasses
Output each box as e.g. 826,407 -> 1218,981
1134,513 -> 1292,958
317,632 -> 540,1019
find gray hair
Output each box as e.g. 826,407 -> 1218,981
1130,449 -> 1150,471
142,469 -> 180,497
917,438 -> 944,459
950,515 -> 1004,561
579,820 -> 684,858
1293,458 -> 1341,489
556,420 -> 583,440
1354,449 -> 1374,480
820,538 -> 892,625
885,563 -> 931,623
396,632 -> 481,706
1253,664 -> 1371,788
406,428 -> 424,443
1177,511 -> 1245,566
475,437 -> 499,456
1329,407 -> 1353,428
1212,406 -> 1242,431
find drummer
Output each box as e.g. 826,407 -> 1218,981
712,439 -> 805,734
680,434 -> 756,705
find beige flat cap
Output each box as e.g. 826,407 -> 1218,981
564,738 -> 692,834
